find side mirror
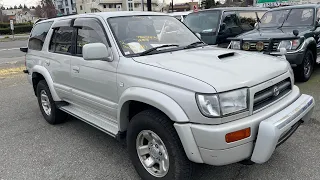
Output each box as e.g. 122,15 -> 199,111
83,43 -> 111,61
254,22 -> 258,29
220,23 -> 226,32
196,33 -> 201,39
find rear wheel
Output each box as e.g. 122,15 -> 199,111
36,80 -> 68,124
295,50 -> 314,82
127,109 -> 193,180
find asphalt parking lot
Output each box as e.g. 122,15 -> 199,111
1,40 -> 320,180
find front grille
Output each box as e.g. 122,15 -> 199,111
242,41 -> 279,52
253,78 -> 291,111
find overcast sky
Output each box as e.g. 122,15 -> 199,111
1,0 -> 204,8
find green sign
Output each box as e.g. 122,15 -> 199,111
256,0 -> 300,7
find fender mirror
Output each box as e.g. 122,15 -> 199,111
279,48 -> 287,56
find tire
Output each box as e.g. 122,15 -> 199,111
295,50 -> 314,82
127,109 -> 193,180
36,80 -> 68,124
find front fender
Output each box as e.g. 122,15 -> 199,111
117,87 -> 189,131
31,65 -> 61,101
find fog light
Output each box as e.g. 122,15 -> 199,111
225,128 -> 251,143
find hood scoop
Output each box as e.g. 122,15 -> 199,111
218,52 -> 235,59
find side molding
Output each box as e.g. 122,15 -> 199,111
32,65 -> 61,101
118,87 -> 189,131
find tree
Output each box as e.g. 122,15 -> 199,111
18,4 -> 23,9
40,0 -> 57,18
201,0 -> 215,9
24,4 -> 28,9
14,5 -> 17,9
9,6 -> 13,9
35,5 -> 43,17
31,6 -> 35,9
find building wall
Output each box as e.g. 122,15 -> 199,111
76,0 -> 162,14
54,0 -> 77,15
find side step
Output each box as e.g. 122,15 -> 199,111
60,104 -> 118,137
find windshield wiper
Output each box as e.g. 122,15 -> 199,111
139,44 -> 179,56
184,41 -> 206,49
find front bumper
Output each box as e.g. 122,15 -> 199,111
174,92 -> 314,166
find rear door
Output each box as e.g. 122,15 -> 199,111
47,19 -> 74,101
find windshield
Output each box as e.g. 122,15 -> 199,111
260,8 -> 314,28
184,10 -> 221,34
108,16 -> 199,56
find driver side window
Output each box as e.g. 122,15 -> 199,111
222,12 -> 242,34
317,8 -> 320,21
74,18 -> 109,56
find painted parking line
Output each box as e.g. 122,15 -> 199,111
0,66 -> 25,77
0,48 -> 20,52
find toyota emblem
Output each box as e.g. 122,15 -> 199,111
273,86 -> 280,97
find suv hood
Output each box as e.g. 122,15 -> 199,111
237,27 -> 311,40
132,46 -> 289,92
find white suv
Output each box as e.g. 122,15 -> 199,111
21,12 -> 314,180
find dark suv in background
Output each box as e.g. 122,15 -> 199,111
229,4 -> 320,82
184,7 -> 268,47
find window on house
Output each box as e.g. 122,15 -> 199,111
65,0 -> 68,6
109,4 -> 112,8
66,8 -> 70,14
128,3 -> 133,11
103,4 -> 106,8
80,5 -> 83,10
28,21 -> 53,51
49,27 -> 74,54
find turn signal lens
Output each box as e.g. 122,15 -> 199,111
225,128 -> 251,143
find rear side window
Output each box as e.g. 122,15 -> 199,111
49,27 -> 74,54
28,21 -> 53,51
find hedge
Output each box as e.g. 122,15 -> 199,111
0,25 -> 33,35
0,22 -> 32,28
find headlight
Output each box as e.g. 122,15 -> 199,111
196,88 -> 248,117
277,39 -> 301,51
230,41 -> 241,50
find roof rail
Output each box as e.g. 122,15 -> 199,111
34,18 -> 48,24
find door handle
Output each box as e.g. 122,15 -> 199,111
72,66 -> 80,73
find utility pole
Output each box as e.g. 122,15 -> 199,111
171,0 -> 173,12
147,0 -> 151,11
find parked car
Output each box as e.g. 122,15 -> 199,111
168,11 -> 192,22
21,11 -> 314,180
184,7 -> 268,47
229,4 -> 320,82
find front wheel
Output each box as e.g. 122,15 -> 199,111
295,50 -> 314,82
127,109 -> 193,180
